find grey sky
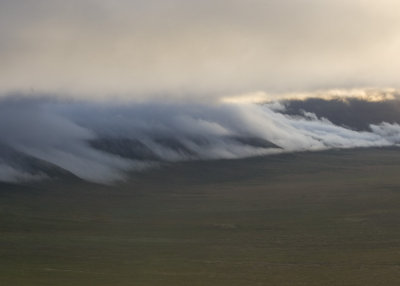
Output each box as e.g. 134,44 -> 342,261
1,0 -> 399,98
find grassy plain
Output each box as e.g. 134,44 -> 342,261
1,148 -> 400,285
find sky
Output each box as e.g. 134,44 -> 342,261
1,0 -> 400,99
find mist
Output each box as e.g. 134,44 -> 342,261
1,94 -> 400,183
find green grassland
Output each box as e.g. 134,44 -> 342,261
1,148 -> 400,285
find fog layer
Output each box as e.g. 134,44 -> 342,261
1,95 -> 400,183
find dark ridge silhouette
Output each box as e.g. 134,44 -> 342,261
228,136 -> 279,149
153,138 -> 195,156
89,136 -> 279,162
282,98 -> 400,131
0,143 -> 78,180
89,138 -> 159,161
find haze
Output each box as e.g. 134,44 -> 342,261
1,0 -> 400,98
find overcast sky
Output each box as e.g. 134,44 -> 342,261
1,0 -> 400,99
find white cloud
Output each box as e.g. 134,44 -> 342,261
0,96 -> 399,183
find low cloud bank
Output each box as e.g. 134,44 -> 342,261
1,96 -> 400,183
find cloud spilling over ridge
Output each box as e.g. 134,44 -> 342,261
281,94 -> 400,131
1,95 -> 400,184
